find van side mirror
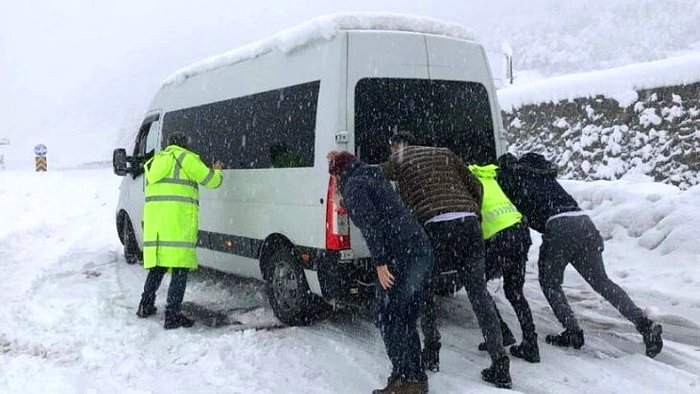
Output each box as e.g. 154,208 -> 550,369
113,148 -> 130,176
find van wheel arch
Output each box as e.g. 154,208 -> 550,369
259,234 -> 330,326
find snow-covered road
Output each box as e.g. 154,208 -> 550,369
1,168 -> 699,393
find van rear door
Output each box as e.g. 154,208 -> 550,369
425,35 -> 503,158
345,31 -> 430,258
346,32 -> 501,259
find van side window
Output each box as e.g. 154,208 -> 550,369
161,81 -> 320,169
354,78 -> 496,165
132,114 -> 161,175
144,121 -> 160,157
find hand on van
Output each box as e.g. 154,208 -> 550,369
212,160 -> 223,170
376,265 -> 395,289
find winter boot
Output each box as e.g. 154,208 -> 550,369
164,311 -> 194,330
636,318 -> 663,358
136,298 -> 157,318
481,356 -> 512,389
510,334 -> 540,363
422,343 -> 441,372
372,376 -> 429,394
478,322 -> 516,351
545,329 -> 584,349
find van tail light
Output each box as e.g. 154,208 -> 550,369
326,176 -> 351,250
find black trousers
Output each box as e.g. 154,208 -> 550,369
539,215 -> 646,331
485,222 -> 537,341
141,267 -> 188,314
423,216 -> 506,362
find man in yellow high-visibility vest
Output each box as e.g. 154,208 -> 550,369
469,164 -> 539,363
136,133 -> 223,329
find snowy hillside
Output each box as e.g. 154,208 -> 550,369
1,168 -> 698,393
498,51 -> 700,189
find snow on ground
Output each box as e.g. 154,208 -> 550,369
1,168 -> 699,393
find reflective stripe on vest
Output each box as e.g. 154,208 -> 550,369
173,152 -> 187,179
143,241 -> 197,249
483,204 -> 520,223
201,168 -> 216,186
145,195 -> 199,205
156,177 -> 198,188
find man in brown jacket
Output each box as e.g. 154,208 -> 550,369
383,132 -> 512,389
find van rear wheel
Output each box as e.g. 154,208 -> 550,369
266,247 -> 329,326
121,216 -> 141,265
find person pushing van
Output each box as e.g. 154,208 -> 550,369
328,151 -> 433,394
383,133 -> 512,389
136,132 -> 223,329
497,152 -> 663,358
468,164 -> 539,363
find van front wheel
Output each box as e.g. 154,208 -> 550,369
265,247 -> 329,326
121,217 -> 141,265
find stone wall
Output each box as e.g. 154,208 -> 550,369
502,82 -> 700,189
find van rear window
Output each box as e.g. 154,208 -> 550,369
162,80 -> 319,169
354,78 -> 496,165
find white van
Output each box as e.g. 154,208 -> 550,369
113,14 -> 506,325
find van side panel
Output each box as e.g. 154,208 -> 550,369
150,36 -> 347,279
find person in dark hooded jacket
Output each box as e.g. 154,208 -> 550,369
497,152 -> 663,358
328,151 -> 434,394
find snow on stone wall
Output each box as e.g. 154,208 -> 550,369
502,82 -> 700,190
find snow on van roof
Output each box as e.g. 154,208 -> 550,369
163,12 -> 477,86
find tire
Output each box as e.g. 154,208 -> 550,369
121,216 -> 142,265
265,246 -> 330,326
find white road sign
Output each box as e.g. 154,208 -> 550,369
34,144 -> 47,157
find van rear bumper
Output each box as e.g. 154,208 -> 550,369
304,249 -> 375,303
301,248 -> 466,303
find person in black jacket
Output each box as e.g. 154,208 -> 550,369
497,152 -> 663,358
328,151 -> 434,394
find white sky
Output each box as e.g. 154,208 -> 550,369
0,0 -> 697,166
0,1 -> 492,165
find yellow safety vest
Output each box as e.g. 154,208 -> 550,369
142,145 -> 223,270
468,164 -> 522,240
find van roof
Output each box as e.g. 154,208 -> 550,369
163,12 -> 477,86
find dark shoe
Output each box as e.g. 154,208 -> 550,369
510,334 -> 540,363
478,324 -> 516,351
481,356 -> 512,389
164,311 -> 194,330
545,329 -> 584,349
372,376 -> 428,394
422,344 -> 441,372
636,318 -> 663,358
136,300 -> 157,318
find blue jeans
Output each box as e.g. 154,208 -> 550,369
377,235 -> 433,381
141,267 -> 188,314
